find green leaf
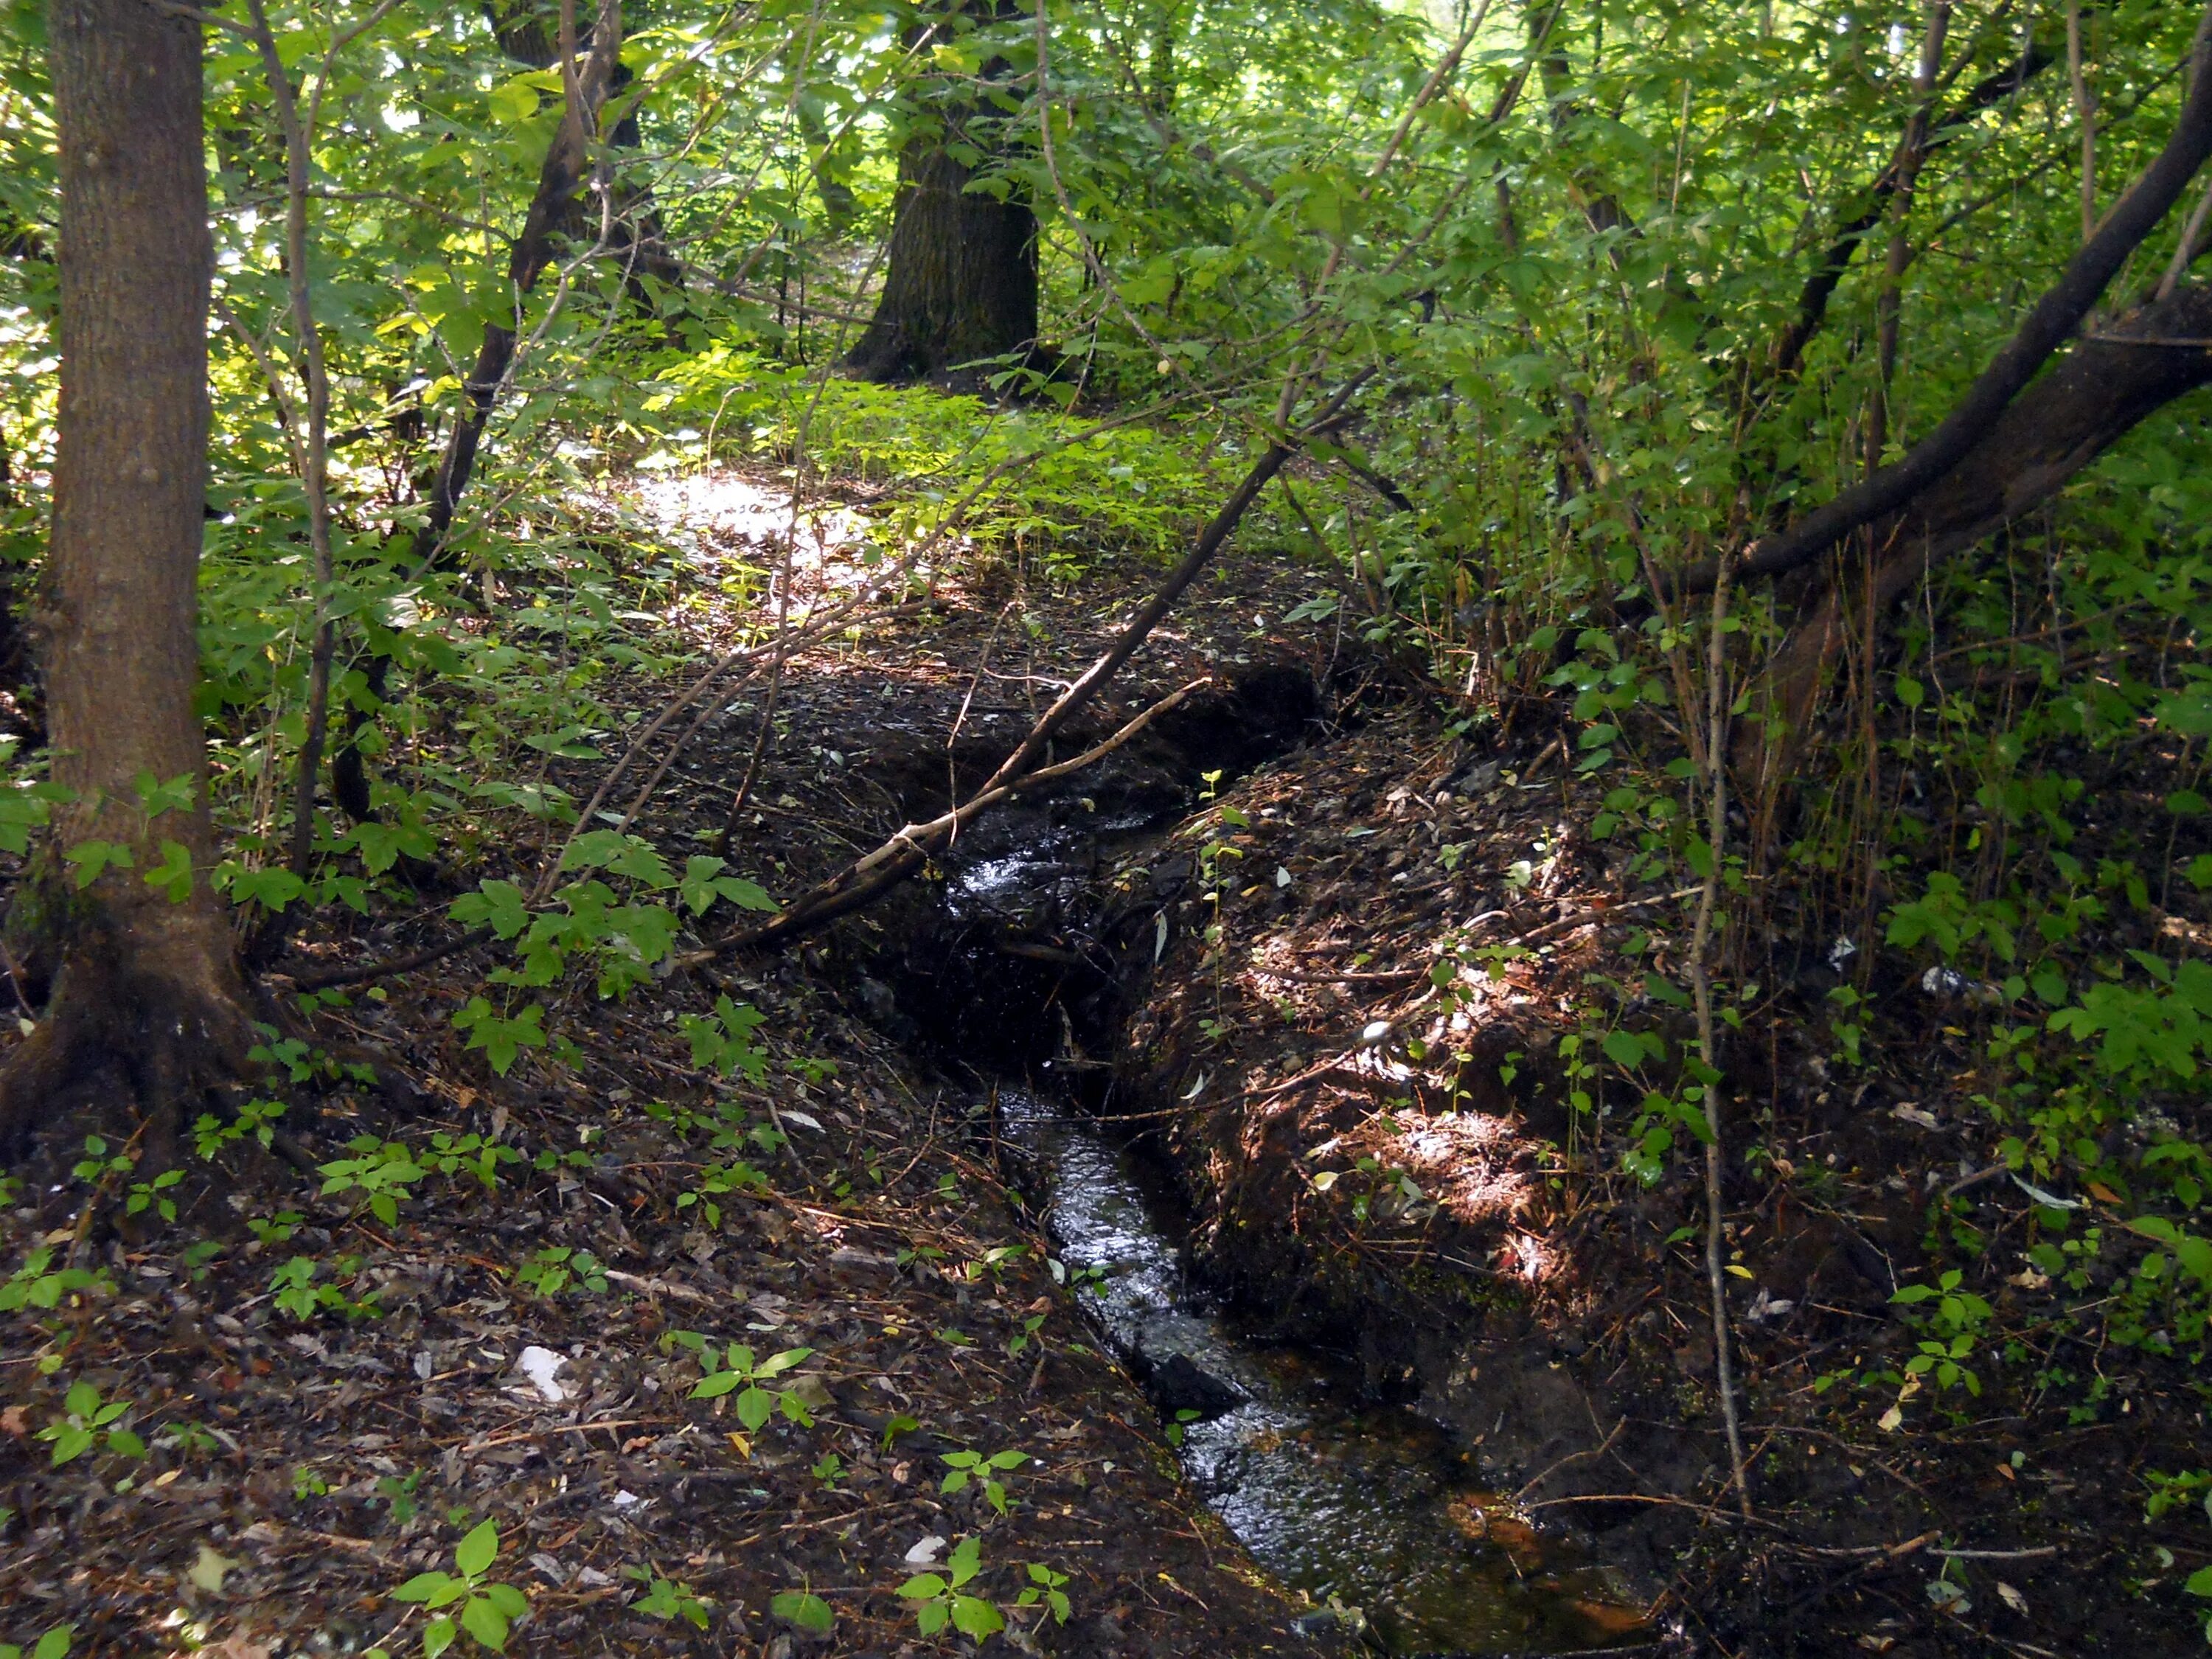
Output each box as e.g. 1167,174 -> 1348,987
459,1593 -> 510,1652
734,1384 -> 773,1432
142,840 -> 193,902
453,1520 -> 499,1580
689,1369 -> 740,1399
1601,1029 -> 1647,1068
421,1615 -> 456,1659
225,864 -> 307,912
898,1573 -> 948,1599
950,1595 -> 1005,1638
947,1534 -> 983,1586
2185,1565 -> 2212,1597
753,1346 -> 813,1378
679,855 -> 731,915
392,1571 -> 454,1604
29,1630 -> 71,1659
481,1584 -> 529,1620
451,880 -> 530,940
63,840 -> 132,888
770,1590 -> 833,1634
487,75 -> 540,123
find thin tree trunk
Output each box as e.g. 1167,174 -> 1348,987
1,0 -> 254,1156
414,0 -> 622,571
243,0 -> 339,888
333,0 -> 623,821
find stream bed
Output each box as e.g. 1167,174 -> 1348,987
998,1086 -> 1647,1658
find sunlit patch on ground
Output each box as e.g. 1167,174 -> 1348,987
619,467 -> 891,602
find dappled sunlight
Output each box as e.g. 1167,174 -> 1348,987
622,467 -> 874,582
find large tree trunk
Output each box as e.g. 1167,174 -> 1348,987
844,1 -> 1040,387
1747,279 -> 2212,793
0,0 -> 254,1157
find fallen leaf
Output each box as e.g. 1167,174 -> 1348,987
190,1543 -> 243,1593
0,1404 -> 28,1436
1997,1582 -> 2028,1615
2087,1180 -> 2121,1204
1877,1403 -> 1904,1433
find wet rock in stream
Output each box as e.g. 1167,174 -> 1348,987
1134,1348 -> 1250,1419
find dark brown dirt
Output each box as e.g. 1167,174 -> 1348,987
0,531 -> 1357,1658
1103,692 -> 2212,1658
8,467 -> 2209,1659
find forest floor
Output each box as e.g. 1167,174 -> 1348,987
1,465 -> 2207,1658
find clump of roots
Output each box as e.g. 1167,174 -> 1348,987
0,911 -> 261,1206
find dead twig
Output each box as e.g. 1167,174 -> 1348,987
684,677 -> 1218,963
1514,1414 -> 1629,1502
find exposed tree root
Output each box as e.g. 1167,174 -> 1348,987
0,910 -> 259,1169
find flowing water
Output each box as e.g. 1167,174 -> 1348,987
998,1088 -> 1648,1657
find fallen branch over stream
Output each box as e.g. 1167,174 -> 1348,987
675,677 -> 1210,964
688,371 -> 1374,959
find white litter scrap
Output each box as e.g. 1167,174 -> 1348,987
515,1345 -> 571,1405
1743,1287 -> 1796,1324
903,1534 -> 947,1566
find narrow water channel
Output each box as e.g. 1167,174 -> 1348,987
998,1087 -> 1646,1658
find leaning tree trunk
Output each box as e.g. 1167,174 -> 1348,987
844,1 -> 1039,386
484,2 -> 681,294
1748,278 -> 2212,794
0,0 -> 255,1158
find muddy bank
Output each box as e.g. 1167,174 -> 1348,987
1090,699 -> 2211,1657
0,555 -> 1370,1659
996,1084 -> 1648,1656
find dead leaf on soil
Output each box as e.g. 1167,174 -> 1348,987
189,1543 -> 243,1593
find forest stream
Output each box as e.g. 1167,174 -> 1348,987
922,814 -> 1649,1656
1000,1082 -> 1642,1658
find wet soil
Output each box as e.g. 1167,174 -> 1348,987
0,526 -> 1363,1657
1000,1085 -> 1641,1656
1096,697 -> 2212,1658
5,467 -> 2209,1658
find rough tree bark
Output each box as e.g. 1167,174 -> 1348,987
844,0 -> 1040,387
0,0 -> 254,1157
